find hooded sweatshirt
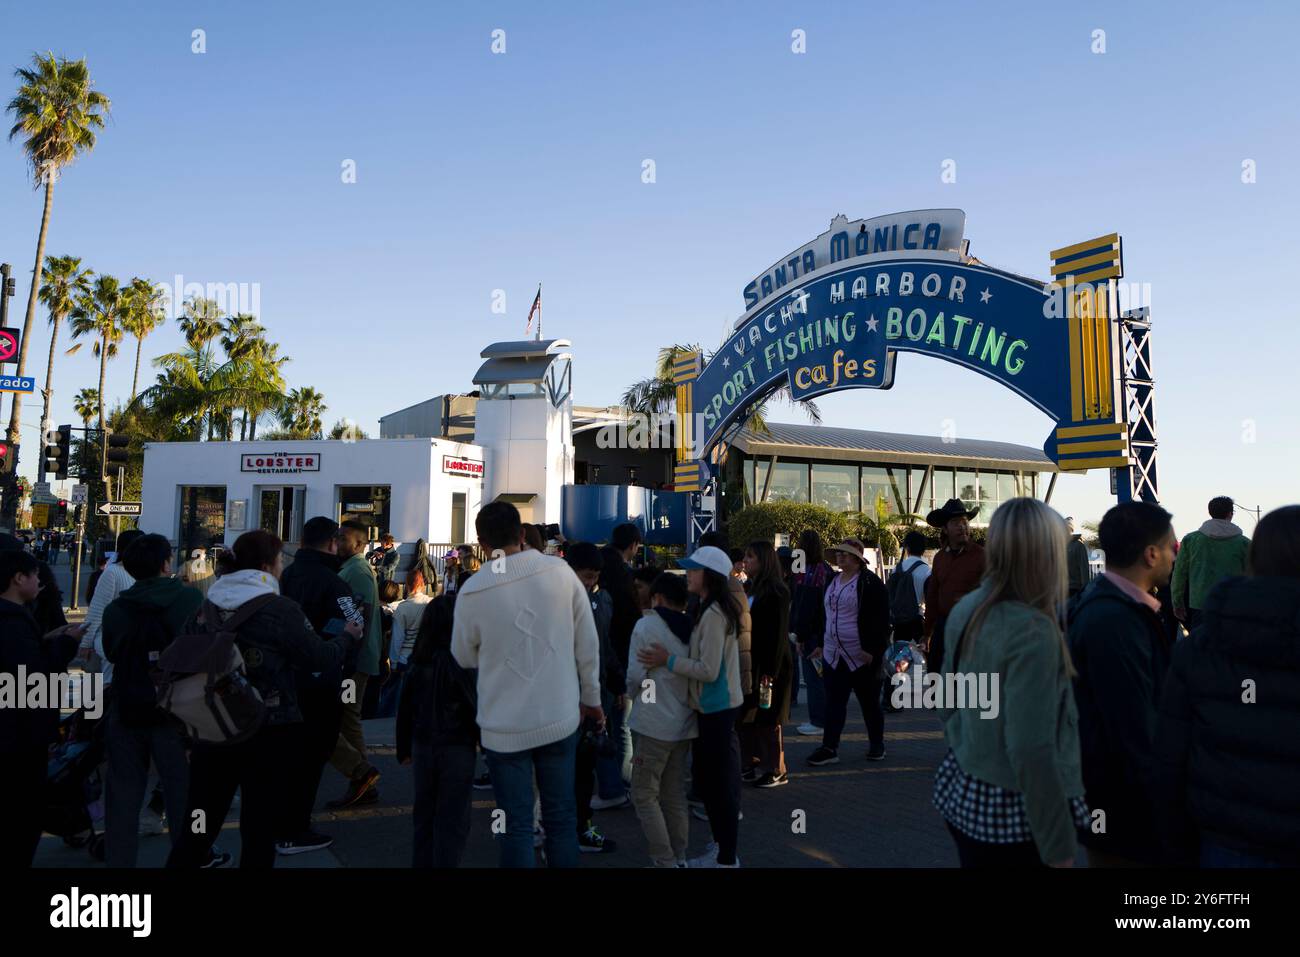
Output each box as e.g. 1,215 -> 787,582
626,607 -> 698,742
450,548 -> 601,753
1172,519 -> 1251,612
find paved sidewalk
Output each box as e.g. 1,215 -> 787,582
35,697 -> 958,868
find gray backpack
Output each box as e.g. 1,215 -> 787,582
157,594 -> 277,744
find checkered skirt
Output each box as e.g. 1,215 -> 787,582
933,749 -> 1090,844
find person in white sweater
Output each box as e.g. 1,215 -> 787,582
451,502 -> 602,868
81,529 -> 144,687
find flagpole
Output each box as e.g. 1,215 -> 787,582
537,283 -> 542,341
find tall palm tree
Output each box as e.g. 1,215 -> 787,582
73,387 -> 99,428
36,254 -> 92,446
69,274 -> 124,442
4,53 -> 110,451
279,387 -> 326,439
178,296 -> 223,352
121,277 -> 166,402
130,347 -> 217,441
220,314 -> 271,438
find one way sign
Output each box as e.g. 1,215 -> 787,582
97,501 -> 142,516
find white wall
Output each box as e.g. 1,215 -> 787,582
140,438 -> 484,549
474,394 -> 574,524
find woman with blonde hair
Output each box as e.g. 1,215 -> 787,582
932,497 -> 1088,867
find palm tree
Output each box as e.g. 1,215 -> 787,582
131,347 -> 217,441
73,387 -> 99,428
279,387 -> 326,439
121,278 -> 166,402
220,314 -> 274,439
178,296 -> 223,352
4,53 -> 110,450
36,254 -> 92,446
69,274 -> 125,442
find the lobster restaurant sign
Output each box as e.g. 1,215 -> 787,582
241,451 -> 321,474
443,455 -> 484,477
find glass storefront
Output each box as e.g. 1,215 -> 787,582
957,470 -> 978,511
812,463 -> 858,513
178,486 -> 226,558
338,485 -> 392,539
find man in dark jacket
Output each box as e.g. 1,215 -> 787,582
0,549 -> 84,866
101,533 -> 203,867
599,522 -> 642,797
1068,501 -> 1177,867
923,499 -> 985,675
0,532 -> 67,636
278,516 -> 365,852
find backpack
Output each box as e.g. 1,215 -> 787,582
113,606 -> 175,728
887,560 -> 924,624
156,594 -> 277,744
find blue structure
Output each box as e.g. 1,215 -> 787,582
561,484 -> 690,546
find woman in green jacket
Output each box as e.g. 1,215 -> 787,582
933,497 -> 1088,867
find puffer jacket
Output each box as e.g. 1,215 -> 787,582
197,569 -> 350,726
1153,575 -> 1300,865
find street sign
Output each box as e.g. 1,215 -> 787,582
33,481 -> 50,495
97,501 -> 142,516
0,374 -> 35,393
70,483 -> 88,505
0,326 -> 19,363
31,503 -> 48,528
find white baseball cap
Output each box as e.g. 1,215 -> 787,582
677,545 -> 733,578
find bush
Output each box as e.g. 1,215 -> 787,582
724,502 -> 850,551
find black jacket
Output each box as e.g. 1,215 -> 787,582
749,585 -> 793,726
790,562 -> 834,650
1067,574 -> 1174,863
102,576 -> 204,728
280,547 -> 363,682
599,547 -> 639,678
396,594 -> 478,759
0,598 -> 79,756
1153,576 -> 1300,865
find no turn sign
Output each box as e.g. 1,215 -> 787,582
0,327 -> 19,364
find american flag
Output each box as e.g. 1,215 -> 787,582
525,287 -> 541,336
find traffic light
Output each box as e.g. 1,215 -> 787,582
105,430 -> 130,471
0,441 -> 16,476
44,424 -> 71,480
54,499 -> 68,526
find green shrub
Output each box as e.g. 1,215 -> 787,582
724,502 -> 850,550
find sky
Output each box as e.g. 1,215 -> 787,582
1,0 -> 1297,532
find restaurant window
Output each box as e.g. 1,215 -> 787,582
812,463 -> 858,513
766,461 -> 809,503
451,492 -> 466,546
178,486 -> 226,559
998,472 -> 1017,504
978,470 -> 996,510
931,469 -> 955,509
957,470 -> 978,512
911,468 -> 930,514
338,485 -> 392,539
861,466 -> 902,518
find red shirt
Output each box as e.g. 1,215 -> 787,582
924,543 -> 986,635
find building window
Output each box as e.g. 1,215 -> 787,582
998,472 -> 1017,504
861,466 -> 904,518
257,486 -> 305,544
911,468 -> 930,514
957,470 -> 978,512
978,470 -> 996,511
178,486 -> 226,558
338,485 -> 392,539
451,492 -> 466,545
812,463 -> 858,513
766,461 -> 809,503
931,469 -> 954,509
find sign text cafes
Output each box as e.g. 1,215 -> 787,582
240,452 -> 322,474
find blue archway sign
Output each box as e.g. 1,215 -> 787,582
674,211 -> 1148,513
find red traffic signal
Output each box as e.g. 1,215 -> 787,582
58,499 -> 67,507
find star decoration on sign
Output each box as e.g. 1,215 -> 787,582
865,314 -> 879,332
722,356 -> 730,368
979,288 -> 993,304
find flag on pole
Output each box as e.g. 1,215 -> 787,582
525,286 -> 541,337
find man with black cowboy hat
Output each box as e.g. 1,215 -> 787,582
924,499 -> 986,676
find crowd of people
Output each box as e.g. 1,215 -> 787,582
1,488 -> 1296,870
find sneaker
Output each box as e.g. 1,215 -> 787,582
797,723 -> 823,736
138,809 -> 165,837
578,823 -> 617,853
741,767 -> 759,784
201,847 -> 232,869
590,792 -> 630,811
472,772 -> 492,790
866,747 -> 887,761
326,768 -> 381,809
755,771 -> 789,788
806,747 -> 839,766
275,831 -> 334,855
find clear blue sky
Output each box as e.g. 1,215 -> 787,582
2,0 -> 1297,532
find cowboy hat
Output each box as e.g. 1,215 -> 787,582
926,498 -> 979,528
826,539 -> 867,563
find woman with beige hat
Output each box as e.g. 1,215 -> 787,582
806,538 -> 892,767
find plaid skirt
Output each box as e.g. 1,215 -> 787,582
933,749 -> 1090,845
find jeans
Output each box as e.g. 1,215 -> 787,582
799,652 -> 826,727
595,691 -> 633,799
412,741 -> 475,867
695,708 -> 741,865
168,723 -> 306,869
822,658 -> 884,753
330,672 -> 373,781
630,733 -> 691,867
375,664 -> 407,720
104,706 -> 191,867
485,730 -> 580,868
1199,842 -> 1285,868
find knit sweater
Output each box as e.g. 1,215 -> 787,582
450,548 -> 601,753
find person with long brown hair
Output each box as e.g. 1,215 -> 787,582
743,540 -> 792,787
932,498 -> 1086,867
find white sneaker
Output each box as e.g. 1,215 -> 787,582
797,723 -> 823,736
